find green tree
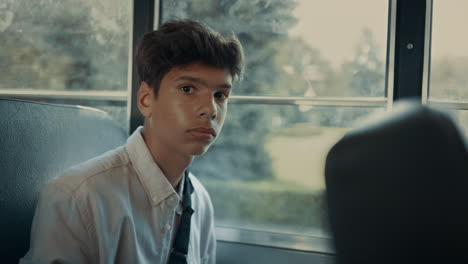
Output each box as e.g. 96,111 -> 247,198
344,27 -> 385,97
430,55 -> 468,101
0,0 -> 129,91
314,28 -> 385,128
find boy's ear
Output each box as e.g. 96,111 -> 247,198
137,81 -> 153,117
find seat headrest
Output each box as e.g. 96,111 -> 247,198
325,100 -> 468,264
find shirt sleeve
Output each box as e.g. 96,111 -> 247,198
19,181 -> 93,264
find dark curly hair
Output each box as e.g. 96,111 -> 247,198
135,19 -> 244,95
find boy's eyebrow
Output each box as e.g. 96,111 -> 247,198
175,76 -> 232,89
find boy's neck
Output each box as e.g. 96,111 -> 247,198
141,129 -> 194,189
154,149 -> 192,189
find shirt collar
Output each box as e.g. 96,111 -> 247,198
125,126 -> 183,207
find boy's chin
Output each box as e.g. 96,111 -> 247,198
188,145 -> 211,156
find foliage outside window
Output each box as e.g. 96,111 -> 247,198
0,0 -> 131,130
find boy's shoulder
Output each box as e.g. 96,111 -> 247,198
47,145 -> 130,194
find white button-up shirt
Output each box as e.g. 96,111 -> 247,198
20,127 -> 216,264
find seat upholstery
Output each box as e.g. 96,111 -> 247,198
325,100 -> 468,264
0,98 -> 127,263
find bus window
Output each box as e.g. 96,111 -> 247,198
160,0 -> 390,251
0,0 -> 132,130
429,0 -> 468,137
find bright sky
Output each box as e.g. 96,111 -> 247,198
432,1 -> 468,59
288,0 -> 388,70
288,0 -> 468,69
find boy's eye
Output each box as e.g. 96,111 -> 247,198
214,91 -> 229,99
180,85 -> 194,94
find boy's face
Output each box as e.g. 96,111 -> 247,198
138,63 -> 233,157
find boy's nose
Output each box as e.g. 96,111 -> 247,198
198,96 -> 217,120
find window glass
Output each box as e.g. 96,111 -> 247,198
0,0 -> 131,127
191,104 -> 383,236
458,110 -> 468,139
162,0 -> 389,97
430,1 -> 468,101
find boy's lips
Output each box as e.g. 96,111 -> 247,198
188,127 -> 216,139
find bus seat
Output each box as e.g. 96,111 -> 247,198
325,100 -> 468,264
0,98 -> 127,263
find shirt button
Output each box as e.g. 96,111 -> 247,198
165,224 -> 171,231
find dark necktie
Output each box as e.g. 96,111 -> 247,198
168,171 -> 194,264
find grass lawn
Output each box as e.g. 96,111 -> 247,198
265,124 -> 348,190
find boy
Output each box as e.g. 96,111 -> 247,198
20,19 -> 244,264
